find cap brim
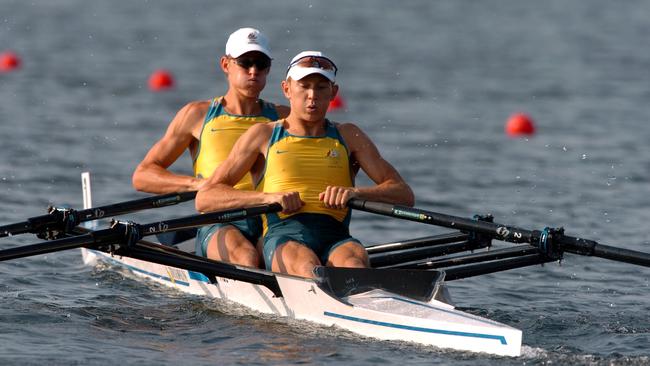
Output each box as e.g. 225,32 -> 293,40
286,67 -> 335,82
229,45 -> 272,59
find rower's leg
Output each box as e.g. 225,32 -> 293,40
271,241 -> 321,278
205,225 -> 259,268
326,241 -> 370,268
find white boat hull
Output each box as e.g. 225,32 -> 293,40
81,248 -> 522,356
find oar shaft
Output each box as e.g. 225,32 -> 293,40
138,204 -> 282,236
0,204 -> 281,262
366,232 -> 469,254
348,199 -> 538,244
0,191 -> 197,238
444,254 -> 553,281
559,235 -> 650,267
0,221 -> 36,237
389,245 -> 540,270
76,191 -> 197,222
123,244 -> 282,296
0,229 -> 121,261
350,199 -> 650,269
370,240 -> 484,268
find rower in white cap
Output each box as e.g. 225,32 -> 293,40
196,50 -> 414,277
133,28 -> 289,268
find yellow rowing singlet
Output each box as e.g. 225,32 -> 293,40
258,120 -> 354,222
193,97 -> 279,189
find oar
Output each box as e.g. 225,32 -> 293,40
0,204 -> 280,261
0,191 -> 197,238
348,199 -> 650,267
365,232 -> 469,254
370,239 -> 489,268
387,245 -> 541,269
117,239 -> 283,296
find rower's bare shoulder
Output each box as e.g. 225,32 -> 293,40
180,100 -> 211,122
335,121 -> 368,141
250,120 -> 277,134
242,120 -> 275,145
168,100 -> 211,136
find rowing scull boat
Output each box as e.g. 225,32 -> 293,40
78,173 -> 522,356
9,172 -> 647,357
80,247 -> 522,356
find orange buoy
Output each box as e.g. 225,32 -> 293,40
505,113 -> 536,136
148,69 -> 175,91
0,51 -> 21,72
328,93 -> 345,111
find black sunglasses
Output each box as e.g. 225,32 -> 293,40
232,56 -> 271,70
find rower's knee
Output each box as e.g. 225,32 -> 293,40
341,256 -> 367,268
271,241 -> 320,277
327,242 -> 369,268
206,227 -> 259,268
295,260 -> 319,278
231,245 -> 260,268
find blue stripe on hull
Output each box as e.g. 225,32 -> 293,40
323,311 -> 508,345
188,271 -> 211,283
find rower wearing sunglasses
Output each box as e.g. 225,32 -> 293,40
196,51 -> 414,278
132,28 -> 289,268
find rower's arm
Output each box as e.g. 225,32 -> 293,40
340,123 -> 415,206
132,102 -> 207,194
196,123 -> 283,212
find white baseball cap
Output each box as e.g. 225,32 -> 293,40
225,27 -> 272,59
286,51 -> 337,82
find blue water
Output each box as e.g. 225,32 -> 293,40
1,0 -> 650,364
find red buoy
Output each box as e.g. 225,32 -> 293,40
328,94 -> 345,111
148,69 -> 175,91
0,51 -> 21,72
505,113 -> 536,136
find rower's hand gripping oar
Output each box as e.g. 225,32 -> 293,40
348,199 -> 650,268
0,191 -> 197,239
0,203 -> 281,262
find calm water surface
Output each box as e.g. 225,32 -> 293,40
1,1 -> 650,365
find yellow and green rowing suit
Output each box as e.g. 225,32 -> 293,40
195,97 -> 279,257
258,119 -> 361,269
